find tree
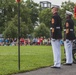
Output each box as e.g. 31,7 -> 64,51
3,15 -> 29,38
0,0 -> 18,34
0,0 -> 40,38
39,8 -> 52,28
34,23 -> 50,38
20,3 -> 33,33
3,23 -> 17,38
25,0 -> 39,31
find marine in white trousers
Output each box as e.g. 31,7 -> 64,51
51,39 -> 61,67
64,39 -> 73,64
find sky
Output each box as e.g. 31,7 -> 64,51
24,0 -> 76,6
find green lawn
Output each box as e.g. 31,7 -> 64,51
0,46 -> 65,75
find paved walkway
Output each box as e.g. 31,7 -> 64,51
13,64 -> 76,75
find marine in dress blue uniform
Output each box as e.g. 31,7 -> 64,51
50,5 -> 62,68
64,10 -> 75,65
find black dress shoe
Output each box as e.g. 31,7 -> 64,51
51,66 -> 61,69
63,63 -> 72,66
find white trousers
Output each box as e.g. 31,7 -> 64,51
64,39 -> 73,63
51,39 -> 61,67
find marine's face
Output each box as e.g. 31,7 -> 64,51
51,8 -> 58,14
51,8 -> 55,14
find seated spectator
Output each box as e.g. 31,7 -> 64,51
37,37 -> 40,45
43,38 -> 47,45
20,38 -> 25,45
5,38 -> 10,46
32,38 -> 38,45
47,38 -> 51,45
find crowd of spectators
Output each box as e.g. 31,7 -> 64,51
0,37 -> 63,46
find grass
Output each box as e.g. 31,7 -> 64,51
0,46 -> 65,75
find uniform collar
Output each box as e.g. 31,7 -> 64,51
53,12 -> 58,16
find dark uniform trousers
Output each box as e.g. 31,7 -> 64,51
51,13 -> 62,67
64,19 -> 75,64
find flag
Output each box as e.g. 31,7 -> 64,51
74,4 -> 76,19
16,0 -> 21,3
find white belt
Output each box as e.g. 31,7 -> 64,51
56,27 -> 60,29
64,29 -> 73,31
50,27 -> 60,30
50,27 -> 52,30
64,29 -> 66,31
70,29 -> 73,31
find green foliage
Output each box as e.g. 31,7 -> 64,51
20,22 -> 29,37
3,22 -> 17,38
3,15 -> 29,38
0,0 -> 17,34
34,23 -> 50,38
39,8 -> 52,28
25,0 -> 39,27
0,0 -> 39,36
